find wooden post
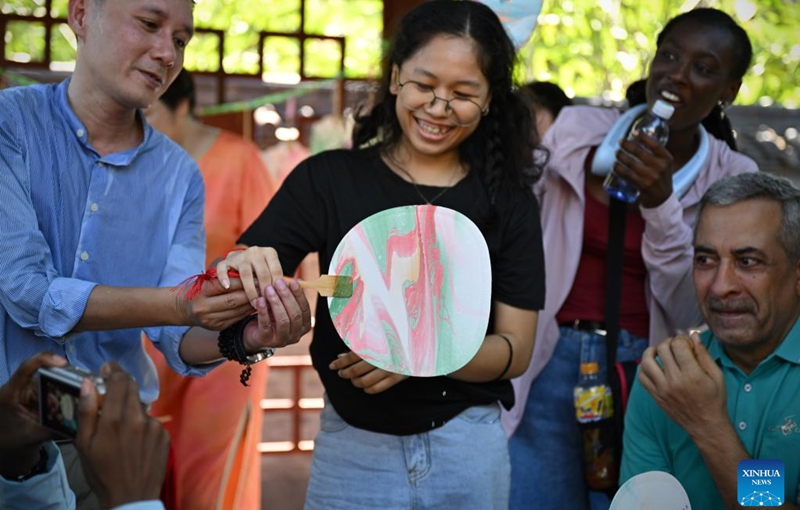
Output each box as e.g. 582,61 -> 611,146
382,0 -> 426,41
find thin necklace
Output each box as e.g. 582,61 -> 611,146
387,156 -> 461,205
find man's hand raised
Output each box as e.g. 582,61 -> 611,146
638,332 -> 729,439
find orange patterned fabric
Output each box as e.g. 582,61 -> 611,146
146,130 -> 276,510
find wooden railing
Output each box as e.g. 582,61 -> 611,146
259,355 -> 321,454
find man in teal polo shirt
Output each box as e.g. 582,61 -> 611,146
620,172 -> 800,509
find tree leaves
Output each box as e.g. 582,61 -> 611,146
2,0 -> 797,106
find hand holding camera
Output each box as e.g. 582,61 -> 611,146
37,364 -> 106,438
1,355 -> 170,510
0,351 -> 68,478
76,362 -> 170,510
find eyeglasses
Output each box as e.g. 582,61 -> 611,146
396,78 -> 489,127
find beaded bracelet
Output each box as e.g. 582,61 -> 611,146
218,315 -> 273,386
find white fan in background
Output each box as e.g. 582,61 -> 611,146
611,471 -> 691,510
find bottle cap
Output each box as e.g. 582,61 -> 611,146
580,362 -> 599,375
652,99 -> 675,120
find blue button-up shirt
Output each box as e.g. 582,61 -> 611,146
0,79 -> 211,403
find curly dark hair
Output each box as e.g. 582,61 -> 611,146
352,0 -> 543,206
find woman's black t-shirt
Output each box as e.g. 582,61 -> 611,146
238,147 -> 545,435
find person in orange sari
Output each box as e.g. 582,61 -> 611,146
144,69 -> 277,510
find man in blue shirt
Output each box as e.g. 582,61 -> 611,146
0,0 -> 311,506
621,172 -> 800,509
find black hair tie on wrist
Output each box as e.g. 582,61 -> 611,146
217,315 -> 264,386
493,333 -> 514,381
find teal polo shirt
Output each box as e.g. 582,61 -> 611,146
620,320 -> 800,508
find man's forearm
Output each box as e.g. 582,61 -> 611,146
75,286 -> 184,332
79,286 -> 226,367
693,421 -> 749,509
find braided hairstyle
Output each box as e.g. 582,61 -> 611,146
353,0 -> 542,207
650,8 -> 752,151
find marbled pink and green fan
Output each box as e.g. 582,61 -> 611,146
328,205 -> 491,377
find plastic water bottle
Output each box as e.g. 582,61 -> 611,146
574,361 -> 617,491
603,99 -> 675,203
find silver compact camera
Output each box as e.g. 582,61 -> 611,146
37,365 -> 106,438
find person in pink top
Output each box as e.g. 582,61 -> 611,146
505,8 -> 758,510
144,70 -> 277,510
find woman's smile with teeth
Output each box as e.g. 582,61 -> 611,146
660,90 -> 681,102
418,120 -> 451,135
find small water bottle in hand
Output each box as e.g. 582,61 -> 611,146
603,99 -> 675,203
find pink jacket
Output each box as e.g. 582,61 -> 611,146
504,105 -> 758,435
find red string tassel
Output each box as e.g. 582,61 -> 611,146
172,267 -> 241,300
172,248 -> 247,300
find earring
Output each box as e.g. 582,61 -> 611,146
717,99 -> 728,119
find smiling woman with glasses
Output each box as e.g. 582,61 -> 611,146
213,2 -> 547,508
395,76 -> 490,127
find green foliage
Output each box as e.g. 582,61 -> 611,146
50,0 -> 68,18
48,22 -> 76,64
184,0 -> 382,79
2,0 -> 381,80
261,36 -> 300,80
303,0 -> 383,77
1,0 -> 47,17
187,33 -> 221,73
517,0 -> 800,107
2,0 -> 796,106
4,21 -> 45,62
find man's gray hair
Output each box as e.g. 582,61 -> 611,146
698,172 -> 800,262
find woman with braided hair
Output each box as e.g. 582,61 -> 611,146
215,1 -> 546,508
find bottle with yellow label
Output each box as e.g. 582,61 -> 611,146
574,361 -> 617,490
